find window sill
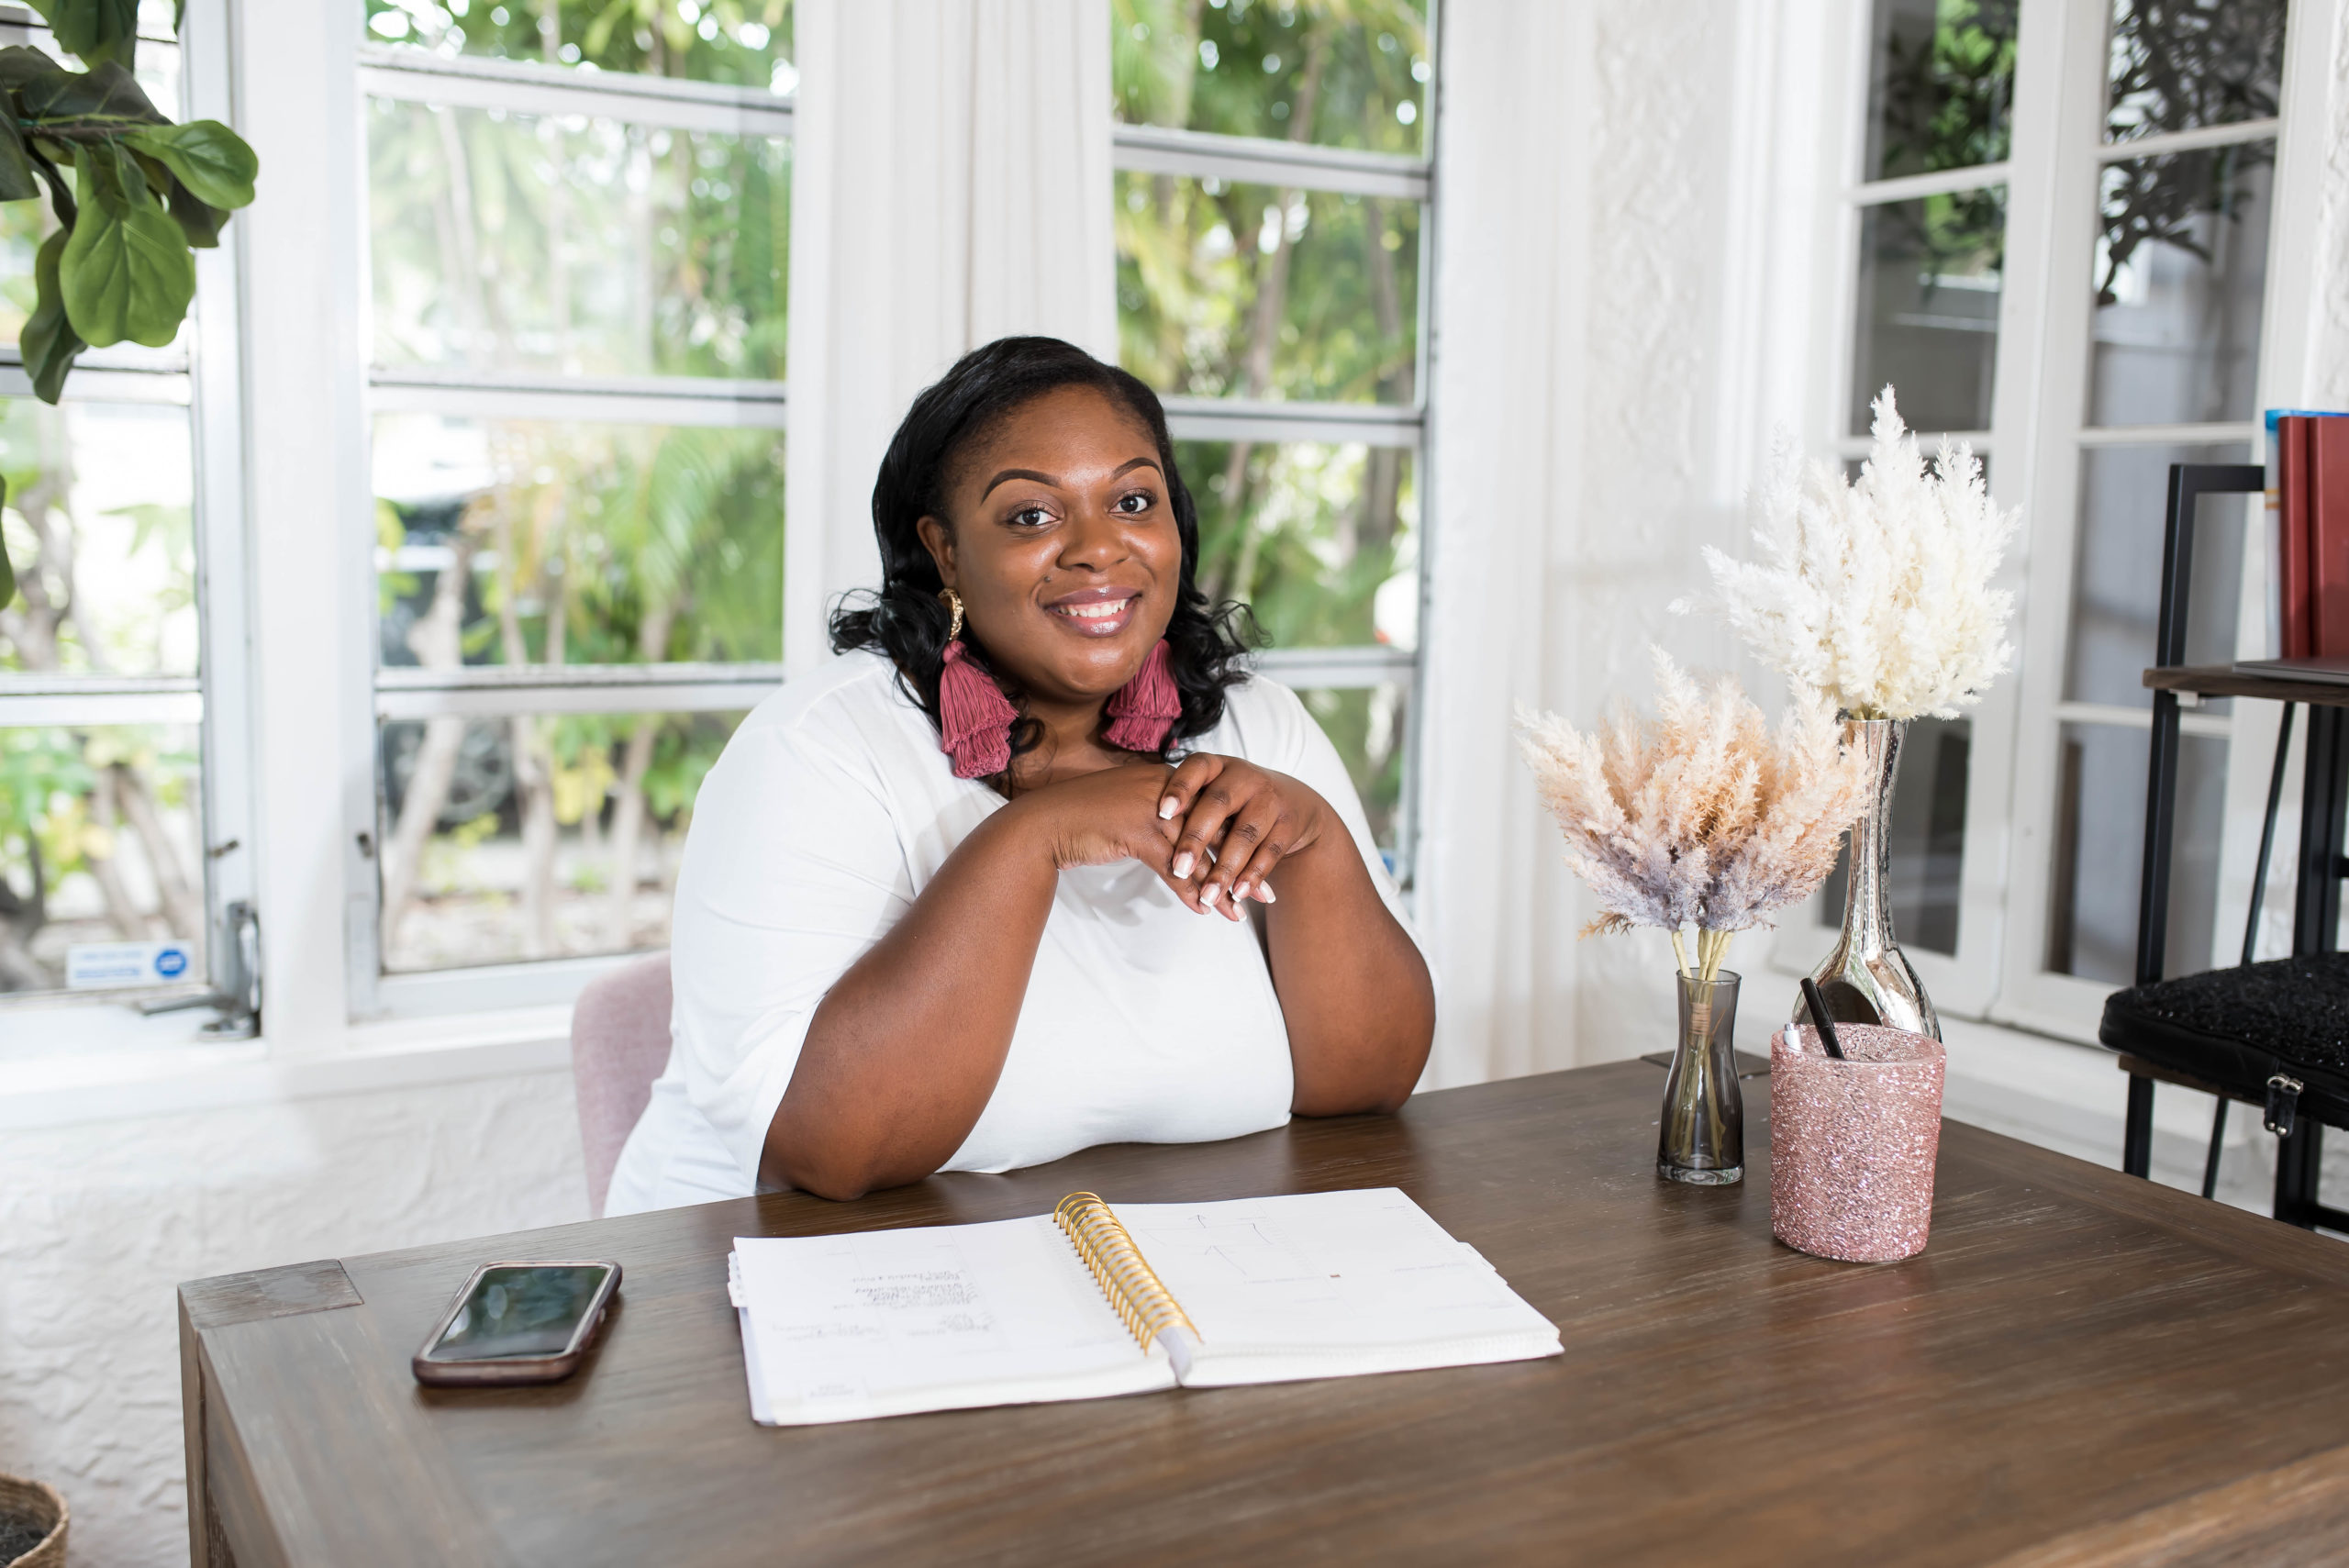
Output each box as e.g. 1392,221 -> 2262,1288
1939,1013 -> 2274,1186
0,1001 -> 577,1131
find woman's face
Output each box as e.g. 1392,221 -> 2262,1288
918,384 -> 1184,708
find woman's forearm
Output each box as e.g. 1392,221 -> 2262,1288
764,805 -> 1058,1198
1264,840 -> 1435,1116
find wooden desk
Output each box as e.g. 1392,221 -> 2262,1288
182,1062 -> 2349,1567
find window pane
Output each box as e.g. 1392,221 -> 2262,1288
1112,1 -> 1429,155
0,724 -> 206,997
1815,717 -> 1971,957
362,1 -> 796,93
377,708 -> 744,973
2088,144 -> 2271,427
2065,442 -> 2249,708
1849,189 -> 2004,436
1291,684 -> 1408,856
1175,439 -> 1416,651
0,400 -> 197,679
2106,0 -> 2286,144
2047,721 -> 2224,984
368,100 -> 791,381
373,417 -> 785,669
1119,173 -> 1419,405
1862,0 -> 2019,183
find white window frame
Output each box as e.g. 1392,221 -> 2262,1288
1109,28 -> 1438,887
1759,0 -> 2336,1043
0,0 -> 258,1033
344,44 -> 795,1021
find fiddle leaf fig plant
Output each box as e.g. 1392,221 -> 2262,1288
0,0 -> 257,608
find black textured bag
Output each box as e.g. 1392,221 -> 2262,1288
2099,955 -> 2349,1138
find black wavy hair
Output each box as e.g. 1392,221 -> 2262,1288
829,336 -> 1258,768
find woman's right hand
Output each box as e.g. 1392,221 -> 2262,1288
1005,763 -> 1208,905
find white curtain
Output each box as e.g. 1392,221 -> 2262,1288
785,0 -> 1117,673
1415,0 -> 1601,1088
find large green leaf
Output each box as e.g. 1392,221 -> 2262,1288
164,176 -> 226,250
24,142 -> 75,229
25,228 -> 86,403
0,477 -> 13,609
60,144 -> 193,348
123,121 -> 257,210
0,45 -> 61,94
17,59 -> 166,127
23,0 -> 141,71
0,113 -> 39,203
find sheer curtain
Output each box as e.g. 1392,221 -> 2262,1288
1417,0 -> 1601,1087
785,0 -> 1117,672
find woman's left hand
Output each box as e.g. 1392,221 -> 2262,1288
1154,753 -> 1330,919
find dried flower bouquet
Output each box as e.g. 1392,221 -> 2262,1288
1678,389 -> 2021,720
1517,652 -> 1872,984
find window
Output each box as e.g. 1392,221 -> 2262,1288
1110,0 -> 1432,873
0,6 -> 255,1023
355,3 -> 791,1016
1770,0 -> 2297,1038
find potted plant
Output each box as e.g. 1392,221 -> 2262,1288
0,0 -> 257,610
0,1473 -> 63,1568
1676,390 -> 2020,1037
1519,652 -> 1872,1184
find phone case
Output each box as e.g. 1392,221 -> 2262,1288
411,1259 -> 623,1386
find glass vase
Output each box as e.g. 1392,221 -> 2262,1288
1802,717 -> 1940,1040
1658,969 -> 1742,1185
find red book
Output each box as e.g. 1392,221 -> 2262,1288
2282,416 -> 2316,658
2314,417 -> 2349,657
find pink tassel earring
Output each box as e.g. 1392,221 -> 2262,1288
935,588 -> 1017,779
1105,639 -> 1181,753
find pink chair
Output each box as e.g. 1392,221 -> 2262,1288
570,953 -> 674,1218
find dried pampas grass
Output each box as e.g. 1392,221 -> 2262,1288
1517,651 -> 1872,983
1677,387 -> 2020,720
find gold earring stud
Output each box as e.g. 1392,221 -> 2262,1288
938,587 -> 964,641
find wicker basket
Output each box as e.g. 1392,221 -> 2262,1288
0,1474 -> 65,1568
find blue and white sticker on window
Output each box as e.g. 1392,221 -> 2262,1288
65,941 -> 195,990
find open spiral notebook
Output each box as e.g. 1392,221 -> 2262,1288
726,1187 -> 1563,1426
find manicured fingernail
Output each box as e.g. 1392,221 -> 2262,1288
1202,884 -> 1220,906
1173,852 -> 1194,879
1234,882 -> 1251,900
1258,884 -> 1276,904
1159,796 -> 1179,820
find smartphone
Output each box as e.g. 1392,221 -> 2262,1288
412,1260 -> 622,1386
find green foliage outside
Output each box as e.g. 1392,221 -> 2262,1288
363,0 -> 794,968
1113,0 -> 1427,845
364,0 -> 792,89
1865,0 -> 2287,312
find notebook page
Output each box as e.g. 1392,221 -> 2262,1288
732,1214 -> 1175,1424
1112,1189 -> 1562,1386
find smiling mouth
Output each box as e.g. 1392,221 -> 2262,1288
1047,595 -> 1138,635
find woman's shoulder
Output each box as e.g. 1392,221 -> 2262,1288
719,649 -> 934,793
740,648 -> 919,744
1186,668 -> 1316,764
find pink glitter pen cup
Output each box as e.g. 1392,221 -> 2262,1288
1769,1023 -> 1945,1263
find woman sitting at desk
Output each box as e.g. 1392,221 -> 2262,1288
607,337 -> 1434,1211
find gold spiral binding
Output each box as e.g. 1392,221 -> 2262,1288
1052,1192 -> 1200,1353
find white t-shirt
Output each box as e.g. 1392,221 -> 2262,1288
604,648 -> 1420,1216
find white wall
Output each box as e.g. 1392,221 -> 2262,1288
0,1067 -> 586,1568
1419,0 -> 1769,1087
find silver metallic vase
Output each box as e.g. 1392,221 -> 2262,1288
1799,717 -> 1941,1040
